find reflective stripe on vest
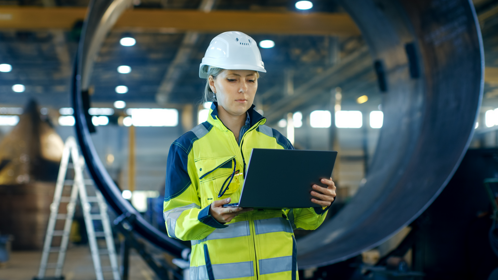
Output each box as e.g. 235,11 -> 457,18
191,220 -> 250,245
163,203 -> 200,239
259,256 -> 293,275
254,217 -> 293,235
190,261 -> 254,279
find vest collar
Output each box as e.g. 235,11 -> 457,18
207,102 -> 266,131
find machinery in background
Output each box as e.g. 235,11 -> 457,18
0,99 -> 64,250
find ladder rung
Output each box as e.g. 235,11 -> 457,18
86,197 -> 99,202
94,232 -> 106,237
101,266 -> 117,272
49,247 -> 61,253
56,214 -> 68,219
60,197 -> 75,203
64,179 -> 94,185
91,215 -> 102,220
52,231 -> 67,236
98,249 -> 109,254
45,263 -> 60,269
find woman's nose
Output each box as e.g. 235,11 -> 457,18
239,81 -> 248,93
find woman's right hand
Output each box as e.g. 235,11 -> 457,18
210,198 -> 252,224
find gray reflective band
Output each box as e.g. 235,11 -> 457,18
191,261 -> 254,279
191,221 -> 250,245
191,124 -> 209,139
258,125 -> 273,138
259,256 -> 293,275
254,217 -> 293,235
189,265 -> 208,280
163,203 -> 200,239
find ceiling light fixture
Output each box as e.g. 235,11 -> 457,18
295,1 -> 313,10
116,85 -> 128,94
0,64 -> 12,72
12,84 -> 25,93
120,37 -> 136,47
114,100 -> 126,109
259,40 -> 275,49
357,95 -> 368,104
117,65 -> 131,74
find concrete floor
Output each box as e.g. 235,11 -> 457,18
0,246 -> 157,280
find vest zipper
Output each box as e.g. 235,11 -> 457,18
239,119 -> 265,179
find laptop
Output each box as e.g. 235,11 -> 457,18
224,148 -> 337,209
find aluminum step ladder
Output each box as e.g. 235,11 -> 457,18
36,137 -> 120,280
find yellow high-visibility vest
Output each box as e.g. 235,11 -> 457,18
164,103 -> 329,280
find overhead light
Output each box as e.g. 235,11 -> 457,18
120,37 -> 136,47
114,100 -> 126,109
127,108 -> 179,127
357,95 -> 368,104
278,119 -> 287,128
0,107 -> 23,114
12,84 -> 25,93
485,110 -> 495,127
116,85 -> 128,94
58,116 -> 75,126
106,154 -> 115,164
89,108 -> 114,116
335,111 -> 362,128
0,64 -> 12,73
310,110 -> 332,128
123,116 -> 133,127
59,107 -> 74,115
92,116 -> 109,126
293,112 -> 303,128
117,65 -> 131,74
295,0 -> 313,10
0,115 -> 19,126
259,40 -> 275,49
122,190 -> 132,200
198,109 -> 209,124
370,111 -> 383,128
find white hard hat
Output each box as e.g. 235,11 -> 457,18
199,31 -> 266,78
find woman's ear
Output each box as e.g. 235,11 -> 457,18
208,76 -> 216,93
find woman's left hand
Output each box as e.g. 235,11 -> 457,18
311,178 -> 337,207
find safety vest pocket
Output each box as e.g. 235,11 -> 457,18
196,156 -> 235,181
196,156 -> 242,207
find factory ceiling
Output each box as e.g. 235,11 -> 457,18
0,0 -> 497,125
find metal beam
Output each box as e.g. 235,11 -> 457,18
263,45 -> 371,123
156,0 -> 216,105
0,7 -> 360,36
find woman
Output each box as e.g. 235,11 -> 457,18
164,31 -> 336,280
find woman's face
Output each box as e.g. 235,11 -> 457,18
209,69 -> 258,117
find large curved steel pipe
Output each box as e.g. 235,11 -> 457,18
72,0 -> 483,267
71,0 -> 187,258
297,0 -> 483,267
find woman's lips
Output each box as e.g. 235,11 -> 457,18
235,99 -> 247,103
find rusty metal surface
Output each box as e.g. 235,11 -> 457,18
0,100 -> 63,185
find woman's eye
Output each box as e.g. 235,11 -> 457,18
227,78 -> 236,82
248,80 -> 255,83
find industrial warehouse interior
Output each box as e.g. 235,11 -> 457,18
0,0 -> 498,279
